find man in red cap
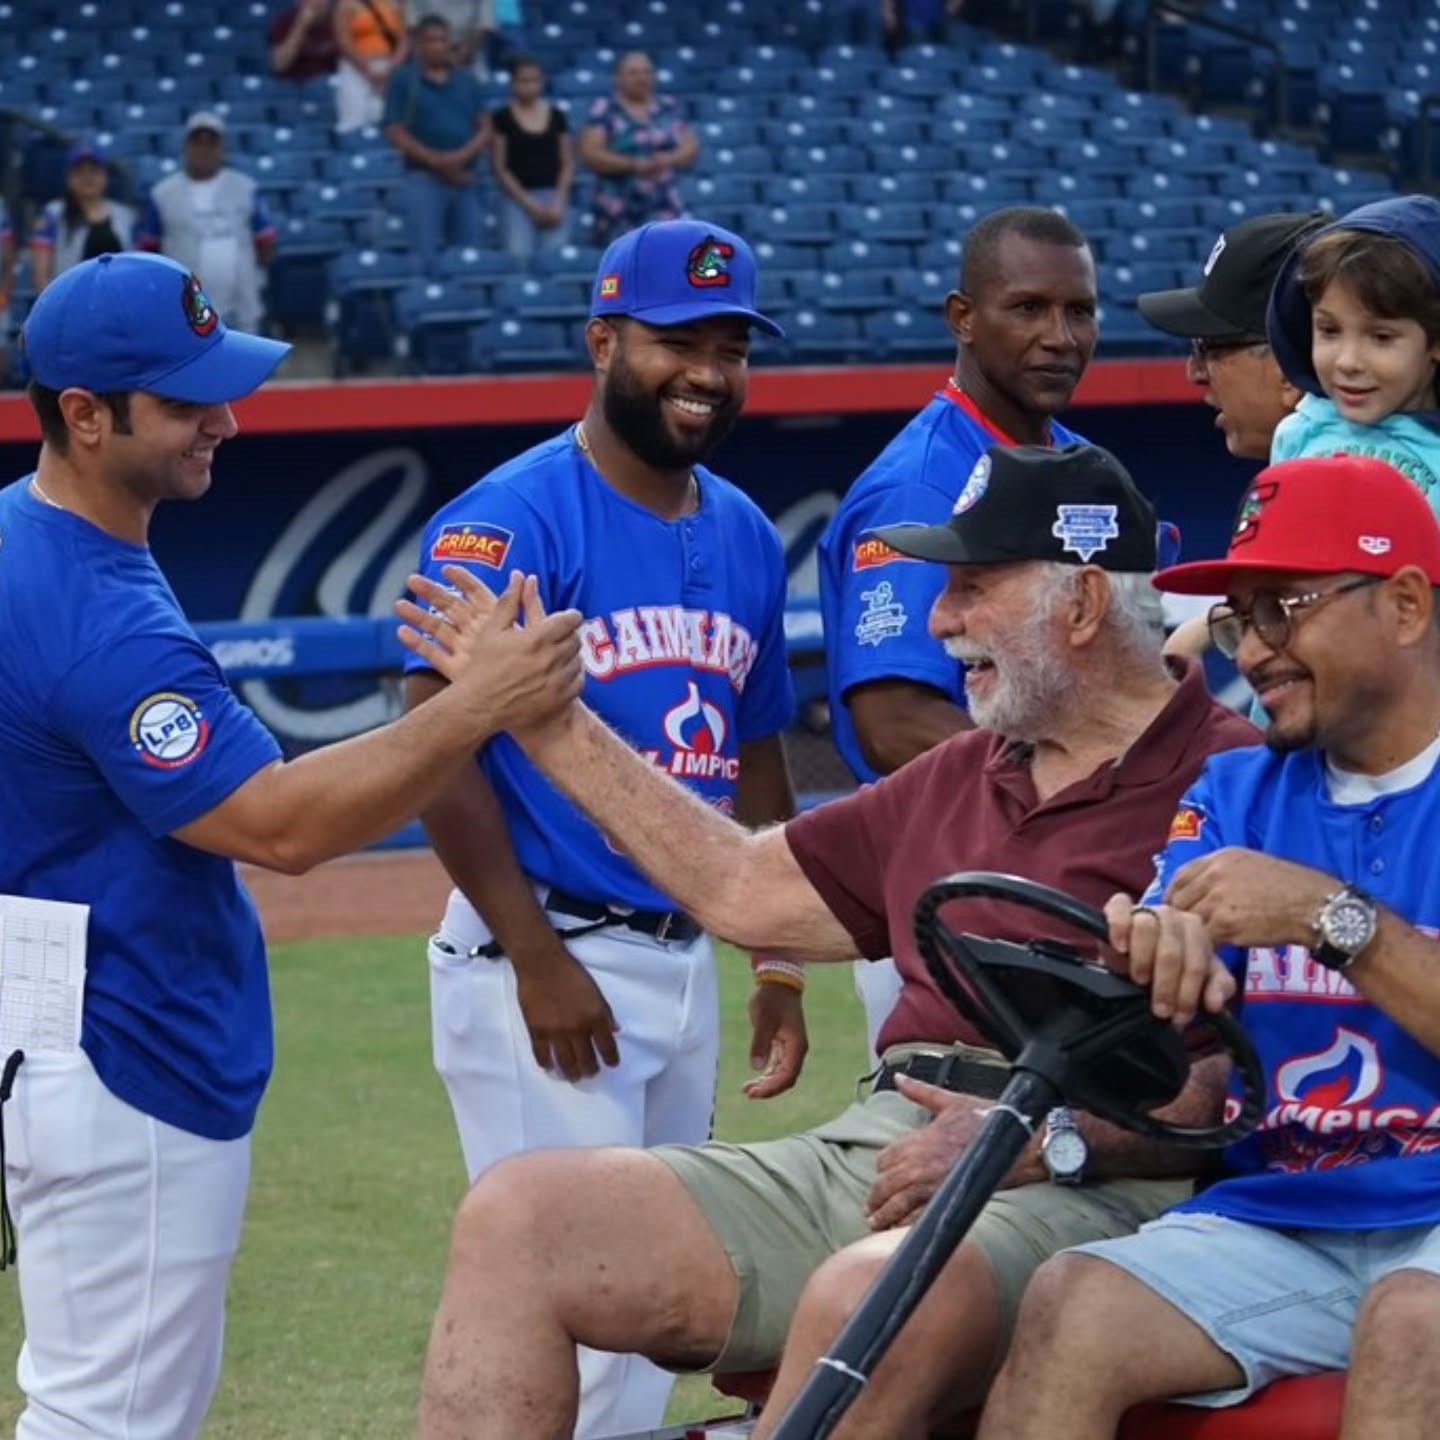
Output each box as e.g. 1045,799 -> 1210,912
981,455 -> 1440,1438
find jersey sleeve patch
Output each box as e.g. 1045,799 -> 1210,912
1168,806 -> 1206,842
431,521 -> 514,569
852,533 -> 923,572
129,691 -> 210,770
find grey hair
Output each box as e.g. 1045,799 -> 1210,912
1029,562 -> 1165,659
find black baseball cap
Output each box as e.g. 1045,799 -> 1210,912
1137,211 -> 1331,343
875,443 -> 1158,571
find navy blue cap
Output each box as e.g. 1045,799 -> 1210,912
22,252 -> 290,403
1268,195 -> 1440,396
590,219 -> 784,337
66,142 -> 107,169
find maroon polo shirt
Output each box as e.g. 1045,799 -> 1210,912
785,662 -> 1259,1053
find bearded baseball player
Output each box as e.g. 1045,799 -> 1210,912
403,218 -> 804,1439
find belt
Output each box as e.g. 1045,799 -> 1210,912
542,886 -> 702,947
874,1050 -> 1009,1100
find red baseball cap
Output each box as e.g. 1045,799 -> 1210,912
1154,456 -> 1440,595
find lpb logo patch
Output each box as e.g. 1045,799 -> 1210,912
687,237 -> 734,288
431,522 -> 514,569
182,273 -> 219,337
130,692 -> 209,769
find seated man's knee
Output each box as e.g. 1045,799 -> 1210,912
1358,1268 -> 1440,1349
1010,1253 -> 1116,1358
452,1151 -> 576,1263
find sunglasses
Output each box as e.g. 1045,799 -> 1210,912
1190,336 -> 1268,364
1206,576 -> 1384,659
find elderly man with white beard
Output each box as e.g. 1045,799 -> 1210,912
410,443 -> 1260,1440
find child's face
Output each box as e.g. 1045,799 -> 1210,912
1312,279 -> 1440,424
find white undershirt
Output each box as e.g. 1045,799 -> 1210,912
1325,731 -> 1440,806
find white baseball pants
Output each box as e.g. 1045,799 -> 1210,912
5,1049 -> 250,1440
428,888 -> 721,1440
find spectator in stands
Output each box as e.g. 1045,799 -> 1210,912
412,446 -> 1259,1440
491,56 -> 573,262
881,0 -> 966,58
382,14 -> 491,266
334,0 -> 410,133
30,145 -> 139,294
580,52 -> 697,249
984,456 -> 1440,1440
816,207 -> 1096,1059
428,0 -> 526,74
139,114 -> 277,335
269,0 -> 341,83
1268,195 -> 1440,503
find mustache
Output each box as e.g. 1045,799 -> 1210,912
943,638 -> 989,664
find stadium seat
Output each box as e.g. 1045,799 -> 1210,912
509,276 -> 590,323
784,309 -> 863,363
862,308 -> 951,361
468,317 -> 577,372
394,280 -> 495,376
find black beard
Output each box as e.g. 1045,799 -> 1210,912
602,347 -> 739,471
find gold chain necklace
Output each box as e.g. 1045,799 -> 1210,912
573,422 -> 699,513
30,476 -> 65,510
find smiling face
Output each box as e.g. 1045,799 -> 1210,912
100,391 -> 239,504
1229,569 -> 1398,755
949,235 -> 1098,423
930,561 -> 1081,739
1311,278 -> 1440,425
593,315 -> 750,471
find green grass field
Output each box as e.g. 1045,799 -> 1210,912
0,938 -> 867,1437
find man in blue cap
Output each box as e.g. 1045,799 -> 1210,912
402,218 -> 804,1438
0,251 -> 585,1440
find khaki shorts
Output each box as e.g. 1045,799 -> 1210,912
654,1088 -> 1192,1373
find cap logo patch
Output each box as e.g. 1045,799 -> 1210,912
1359,535 -> 1392,556
687,237 -> 735,289
599,274 -> 621,299
1232,480 -> 1278,549
1052,504 -> 1119,562
1203,232 -> 1227,277
182,272 -> 219,337
953,455 -> 991,515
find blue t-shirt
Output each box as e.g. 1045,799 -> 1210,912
406,431 -> 796,910
1144,744 -> 1440,1231
382,63 -> 485,158
818,385 -> 1084,783
0,480 -> 282,1140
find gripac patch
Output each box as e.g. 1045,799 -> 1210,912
431,521 -> 514,569
1168,807 -> 1205,842
852,534 -> 920,571
130,691 -> 210,770
1051,504 -> 1119,562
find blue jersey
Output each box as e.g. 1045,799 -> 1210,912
1144,744 -> 1440,1231
407,430 -> 796,910
818,384 -> 1085,783
0,480 -> 282,1141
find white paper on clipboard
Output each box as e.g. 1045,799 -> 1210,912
0,896 -> 89,1054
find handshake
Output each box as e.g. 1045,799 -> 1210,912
396,566 -> 586,746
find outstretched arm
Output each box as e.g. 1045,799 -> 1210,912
397,571 -> 861,959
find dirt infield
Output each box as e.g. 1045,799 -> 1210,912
242,850 -> 451,943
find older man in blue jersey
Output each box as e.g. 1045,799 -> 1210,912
0,253 -> 582,1440
817,206 -> 1098,1054
984,454 -> 1440,1438
403,218 -> 804,1439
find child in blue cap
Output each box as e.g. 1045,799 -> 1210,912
1268,194 -> 1440,509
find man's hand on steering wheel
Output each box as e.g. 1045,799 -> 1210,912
1104,893 -> 1236,1029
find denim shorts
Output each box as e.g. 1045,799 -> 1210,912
1075,1210 -> 1440,1406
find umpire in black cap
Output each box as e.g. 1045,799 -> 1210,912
872,442 -> 1169,736
1137,211 -> 1329,461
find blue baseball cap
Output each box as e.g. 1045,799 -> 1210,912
590,219 -> 784,337
66,142 -> 107,169
22,252 -> 291,403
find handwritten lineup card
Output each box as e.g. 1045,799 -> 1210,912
0,896 -> 88,1054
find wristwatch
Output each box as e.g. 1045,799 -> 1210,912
1041,1106 -> 1088,1185
1311,884 -> 1379,972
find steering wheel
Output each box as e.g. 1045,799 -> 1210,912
913,872 -> 1264,1150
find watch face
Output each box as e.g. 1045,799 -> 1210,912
1044,1128 -> 1087,1176
1326,897 -> 1375,954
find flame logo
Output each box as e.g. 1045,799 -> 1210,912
663,681 -> 727,754
1275,1027 -> 1381,1110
